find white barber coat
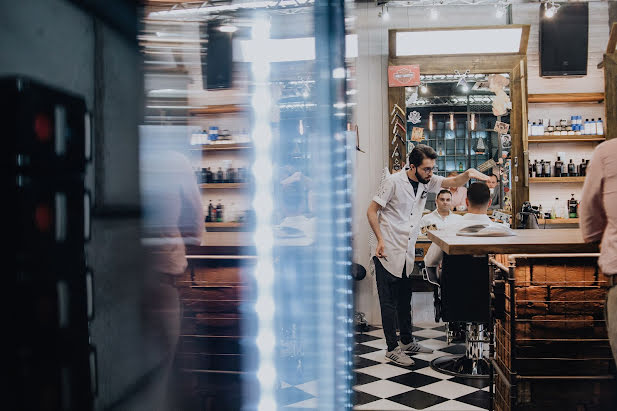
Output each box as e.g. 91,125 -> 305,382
372,170 -> 445,278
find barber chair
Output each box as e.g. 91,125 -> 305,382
422,254 -> 491,378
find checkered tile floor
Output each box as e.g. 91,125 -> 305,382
277,322 -> 492,410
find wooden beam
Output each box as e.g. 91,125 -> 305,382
389,55 -> 523,75
607,22 -> 617,55
510,58 -> 529,227
528,93 -> 605,103
604,53 -> 617,141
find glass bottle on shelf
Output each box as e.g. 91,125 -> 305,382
554,157 -> 563,178
597,118 -> 604,136
543,160 -> 551,178
569,194 -> 578,218
568,159 -> 577,177
551,197 -> 559,219
458,161 -> 463,172
536,160 -> 544,177
206,167 -> 213,183
216,200 -> 224,222
207,200 -> 214,222
216,167 -> 224,183
579,159 -> 587,177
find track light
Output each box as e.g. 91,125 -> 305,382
420,84 -> 428,94
429,113 -> 434,131
379,5 -> 390,21
450,112 -> 454,131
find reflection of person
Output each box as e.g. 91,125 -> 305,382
487,173 -> 501,210
366,144 -> 489,366
142,147 -> 204,410
447,171 -> 467,211
420,190 -> 462,233
424,183 -> 507,269
580,139 -> 617,364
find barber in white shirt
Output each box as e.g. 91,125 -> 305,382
367,145 -> 489,367
420,189 -> 463,233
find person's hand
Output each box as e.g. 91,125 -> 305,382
376,240 -> 387,258
466,168 -> 490,182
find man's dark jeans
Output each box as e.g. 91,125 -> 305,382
373,256 -> 413,352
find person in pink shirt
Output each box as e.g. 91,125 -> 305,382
580,138 -> 617,364
447,171 -> 468,211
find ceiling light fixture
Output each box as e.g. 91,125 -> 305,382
450,112 -> 455,131
379,5 -> 391,21
420,83 -> 428,94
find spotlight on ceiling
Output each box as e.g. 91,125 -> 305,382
379,5 -> 390,21
420,84 -> 428,94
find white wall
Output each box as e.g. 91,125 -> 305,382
352,2 -> 611,325
513,2 -> 609,211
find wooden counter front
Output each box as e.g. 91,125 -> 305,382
426,228 -> 597,255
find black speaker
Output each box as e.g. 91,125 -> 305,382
539,2 -> 589,77
201,22 -> 233,90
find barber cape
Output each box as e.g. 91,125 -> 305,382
424,213 -> 513,268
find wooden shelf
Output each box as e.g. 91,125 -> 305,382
189,105 -> 246,116
538,218 -> 580,225
191,143 -> 253,151
199,183 -> 248,189
528,135 -> 606,143
529,177 -> 585,183
205,222 -> 247,228
528,93 -> 605,104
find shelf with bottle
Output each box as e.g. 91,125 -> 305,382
205,199 -> 253,228
528,157 -> 589,181
528,135 -> 605,143
190,127 -> 251,147
191,143 -> 254,151
528,116 -> 605,138
200,183 -> 249,189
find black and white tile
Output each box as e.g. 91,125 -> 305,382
352,323 -> 491,410
278,322 -> 491,410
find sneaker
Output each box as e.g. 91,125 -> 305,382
385,346 -> 414,366
399,340 -> 434,354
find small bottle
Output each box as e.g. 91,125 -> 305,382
216,200 -> 224,222
543,160 -> 552,178
589,119 -> 597,135
216,167 -> 224,183
539,120 -> 545,135
551,197 -> 559,219
554,157 -> 563,177
458,161 -> 464,172
569,194 -> 578,218
207,200 -> 214,222
537,159 -> 544,177
579,159 -> 587,176
532,160 -> 538,178
597,118 -> 604,136
547,120 -> 554,134
567,159 -> 577,177
584,119 -> 590,135
531,122 -> 538,136
527,121 -> 532,137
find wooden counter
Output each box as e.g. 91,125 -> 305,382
426,228 -> 597,255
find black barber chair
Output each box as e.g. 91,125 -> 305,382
423,254 -> 491,378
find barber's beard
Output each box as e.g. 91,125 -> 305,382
415,169 -> 430,184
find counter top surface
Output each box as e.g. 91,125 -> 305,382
426,228 -> 598,255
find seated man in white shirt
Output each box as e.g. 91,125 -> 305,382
424,182 -> 507,269
420,189 -> 463,234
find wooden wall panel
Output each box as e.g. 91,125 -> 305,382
604,53 -> 617,141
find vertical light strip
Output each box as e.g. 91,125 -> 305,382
470,113 -> 476,131
250,14 -> 277,411
429,113 -> 434,131
450,112 -> 455,131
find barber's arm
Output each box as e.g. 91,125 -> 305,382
441,168 -> 489,188
367,201 -> 386,257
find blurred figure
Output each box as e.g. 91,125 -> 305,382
580,139 -> 617,364
447,171 -> 467,211
140,126 -> 204,410
486,173 -> 501,210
